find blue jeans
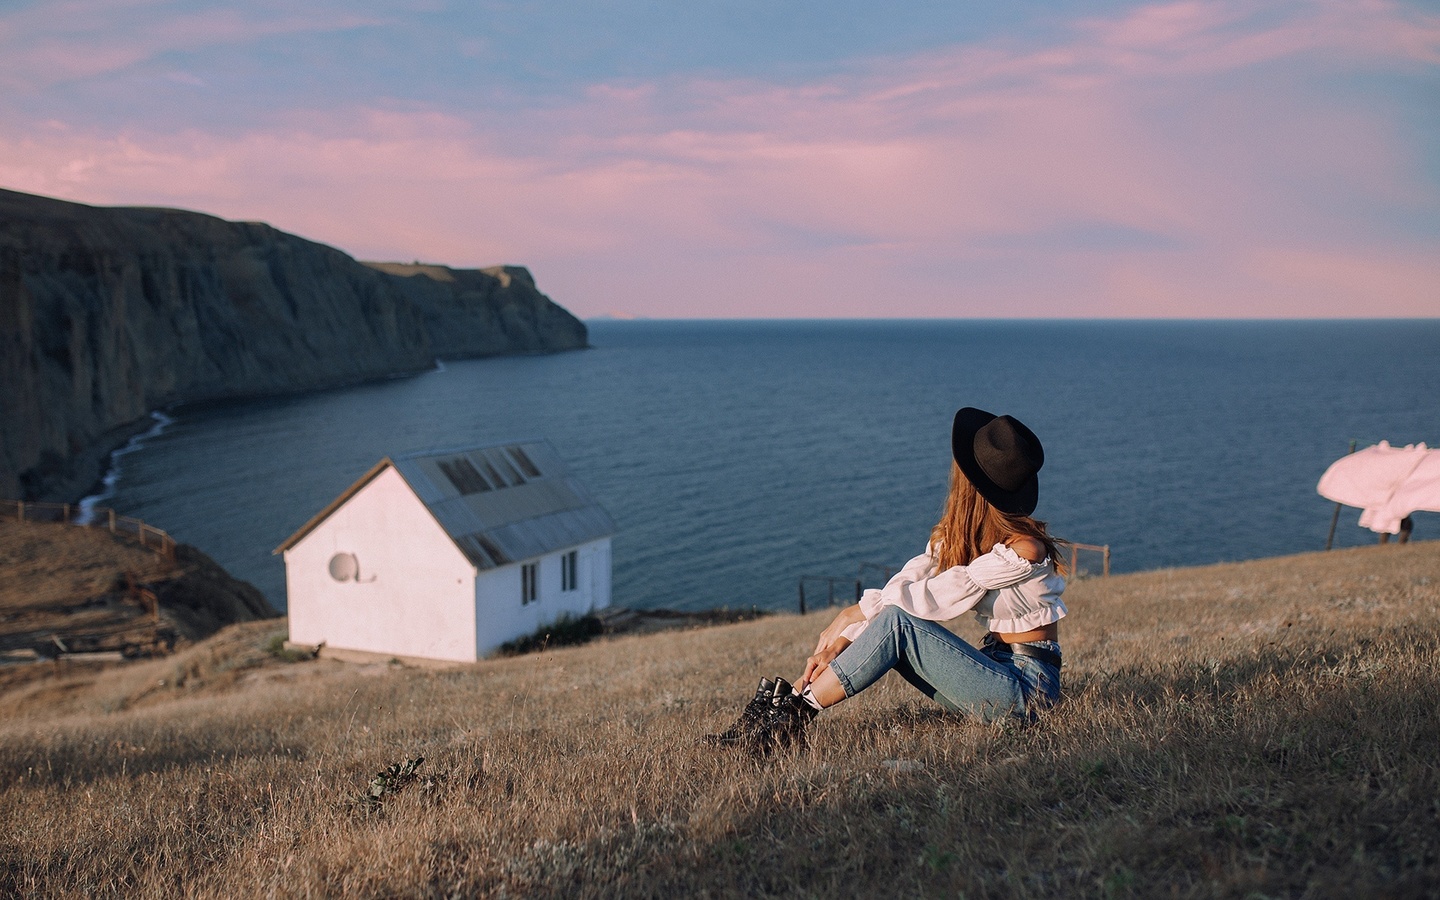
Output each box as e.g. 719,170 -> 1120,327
828,606 -> 1062,722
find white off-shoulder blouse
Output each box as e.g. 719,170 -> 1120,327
840,542 -> 1067,640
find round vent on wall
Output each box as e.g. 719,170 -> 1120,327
328,552 -> 360,582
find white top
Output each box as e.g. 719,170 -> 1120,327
841,542 -> 1067,641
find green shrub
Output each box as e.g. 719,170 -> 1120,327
498,613 -> 604,656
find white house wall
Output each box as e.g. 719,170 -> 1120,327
286,466 -> 478,662
587,538 -> 612,611
474,537 -> 612,657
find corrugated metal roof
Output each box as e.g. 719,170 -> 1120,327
389,440 -> 616,570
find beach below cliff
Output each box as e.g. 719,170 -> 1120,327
2,539 -> 1436,897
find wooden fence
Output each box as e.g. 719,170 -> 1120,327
1,499 -> 177,562
1067,542 -> 1111,578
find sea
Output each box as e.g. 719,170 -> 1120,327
92,320 -> 1440,614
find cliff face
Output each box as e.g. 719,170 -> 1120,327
0,189 -> 588,501
364,262 -> 588,358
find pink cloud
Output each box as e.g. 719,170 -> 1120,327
1245,247 -> 1440,317
1074,0 -> 1440,73
1,0 -> 1436,318
0,1 -> 384,90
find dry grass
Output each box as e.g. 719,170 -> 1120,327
0,517 -> 174,614
2,541 -> 1438,898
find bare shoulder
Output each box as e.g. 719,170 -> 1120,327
1006,536 -> 1046,563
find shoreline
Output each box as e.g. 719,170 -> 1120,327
40,345 -> 603,507
35,416 -> 164,506
75,412 -> 175,521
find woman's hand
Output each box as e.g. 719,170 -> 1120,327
800,604 -> 866,690
800,638 -> 851,692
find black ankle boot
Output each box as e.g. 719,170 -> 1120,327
702,677 -> 777,746
750,679 -> 818,755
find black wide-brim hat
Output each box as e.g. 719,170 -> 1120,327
951,407 -> 1044,516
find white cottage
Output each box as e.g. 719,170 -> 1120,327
275,440 -> 615,662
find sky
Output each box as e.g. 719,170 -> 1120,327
1,0 -> 1437,319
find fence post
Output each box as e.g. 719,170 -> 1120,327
1325,440 -> 1358,550
17,501 -> 24,523
63,503 -> 71,523
798,581 -> 806,615
1103,546 -> 1110,577
108,509 -> 117,533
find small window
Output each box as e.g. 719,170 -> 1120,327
490,451 -> 526,486
508,446 -> 542,478
562,550 -> 578,591
480,459 -> 509,489
477,535 -> 509,566
521,562 -> 538,605
439,458 -> 490,495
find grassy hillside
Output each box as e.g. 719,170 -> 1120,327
2,541 -> 1438,898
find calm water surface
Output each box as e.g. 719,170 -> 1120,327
103,320 -> 1440,612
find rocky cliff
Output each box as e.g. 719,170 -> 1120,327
364,262 -> 587,359
0,189 -> 588,501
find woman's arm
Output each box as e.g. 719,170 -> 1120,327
856,543 -> 1036,623
797,543 -> 1042,690
799,603 -> 865,690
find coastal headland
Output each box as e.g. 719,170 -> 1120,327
2,539 -> 1435,896
0,188 -> 589,502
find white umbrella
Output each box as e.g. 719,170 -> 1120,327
1317,441 -> 1435,535
1361,447 -> 1440,533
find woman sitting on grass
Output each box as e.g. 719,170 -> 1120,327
706,407 -> 1068,753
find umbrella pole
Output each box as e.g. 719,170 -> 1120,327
1325,440 -> 1358,551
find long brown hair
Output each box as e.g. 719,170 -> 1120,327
929,462 -> 1067,576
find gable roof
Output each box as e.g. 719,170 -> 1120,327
275,440 -> 616,570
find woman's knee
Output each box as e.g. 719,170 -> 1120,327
871,604 -> 913,630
